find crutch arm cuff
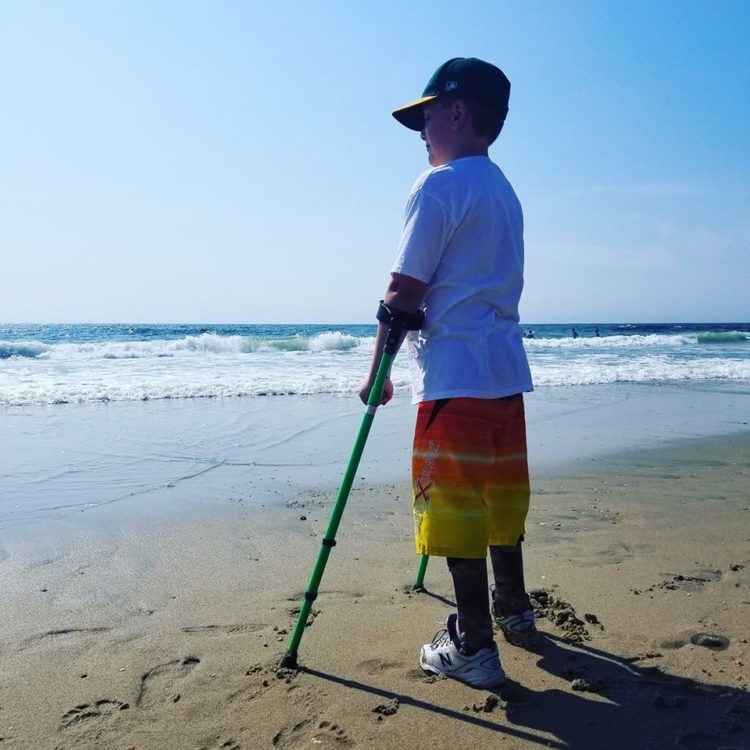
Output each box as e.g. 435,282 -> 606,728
376,301 -> 424,331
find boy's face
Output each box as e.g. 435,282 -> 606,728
420,100 -> 454,167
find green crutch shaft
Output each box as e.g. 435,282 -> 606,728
280,335 -> 397,669
413,553 -> 429,589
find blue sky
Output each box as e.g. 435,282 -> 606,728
2,1 -> 748,323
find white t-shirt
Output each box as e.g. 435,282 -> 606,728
392,155 -> 533,403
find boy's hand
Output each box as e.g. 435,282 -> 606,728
358,376 -> 394,406
358,273 -> 425,408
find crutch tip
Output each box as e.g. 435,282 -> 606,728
279,652 -> 298,669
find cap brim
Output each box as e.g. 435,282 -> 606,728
392,95 -> 438,131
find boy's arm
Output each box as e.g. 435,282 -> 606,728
358,272 -> 428,405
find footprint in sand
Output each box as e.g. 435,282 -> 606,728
372,698 -> 400,719
57,698 -> 130,747
34,626 -> 111,641
660,631 -> 730,651
273,717 -> 352,748
181,623 -> 265,634
60,698 -> 130,730
227,663 -> 300,704
136,656 -> 200,708
356,658 -> 406,675
197,737 -> 242,750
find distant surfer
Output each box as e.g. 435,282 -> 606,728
571,328 -> 579,339
594,327 -> 600,337
525,329 -> 535,339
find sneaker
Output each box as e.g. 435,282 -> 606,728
493,608 -> 540,648
419,614 -> 506,689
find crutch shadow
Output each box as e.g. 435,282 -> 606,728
409,586 -> 456,607
301,665 -> 564,748
302,633 -> 750,749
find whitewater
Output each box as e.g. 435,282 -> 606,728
1,323 -> 749,406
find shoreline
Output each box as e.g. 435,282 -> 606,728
2,424 -> 749,747
2,379 -> 749,531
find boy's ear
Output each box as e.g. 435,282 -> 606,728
449,98 -> 470,130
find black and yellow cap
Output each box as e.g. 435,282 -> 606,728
392,57 -> 511,131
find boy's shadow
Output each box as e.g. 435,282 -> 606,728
303,632 -> 749,749
500,633 -> 748,749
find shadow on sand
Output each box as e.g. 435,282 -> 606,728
303,632 -> 749,750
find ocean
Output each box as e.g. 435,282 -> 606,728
2,321 -> 749,528
1,322 -> 749,406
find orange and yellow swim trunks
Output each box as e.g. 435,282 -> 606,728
412,394 -> 530,558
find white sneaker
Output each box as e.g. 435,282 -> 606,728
419,614 -> 506,689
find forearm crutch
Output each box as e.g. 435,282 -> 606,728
281,303 -> 423,669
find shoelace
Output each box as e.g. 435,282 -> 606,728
429,627 -> 452,649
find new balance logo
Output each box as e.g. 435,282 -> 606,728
438,652 -> 453,668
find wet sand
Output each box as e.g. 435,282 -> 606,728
1,423 -> 749,749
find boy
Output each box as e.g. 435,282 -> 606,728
359,58 -> 537,690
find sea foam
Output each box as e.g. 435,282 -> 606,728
1,324 -> 749,406
0,332 -> 367,361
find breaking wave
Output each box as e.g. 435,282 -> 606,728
1,323 -> 748,406
0,331 -> 365,361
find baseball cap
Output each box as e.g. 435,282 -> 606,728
392,57 -> 511,131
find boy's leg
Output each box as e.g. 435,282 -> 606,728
489,540 -> 532,616
446,557 -> 494,654
481,394 -> 538,647
420,555 -> 505,688
490,539 -> 539,647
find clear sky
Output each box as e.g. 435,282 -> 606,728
2,1 -> 748,324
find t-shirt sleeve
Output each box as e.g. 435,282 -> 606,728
391,184 -> 454,284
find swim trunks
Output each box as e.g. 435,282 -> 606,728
412,395 -> 530,557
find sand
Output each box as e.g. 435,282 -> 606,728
1,405 -> 749,748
